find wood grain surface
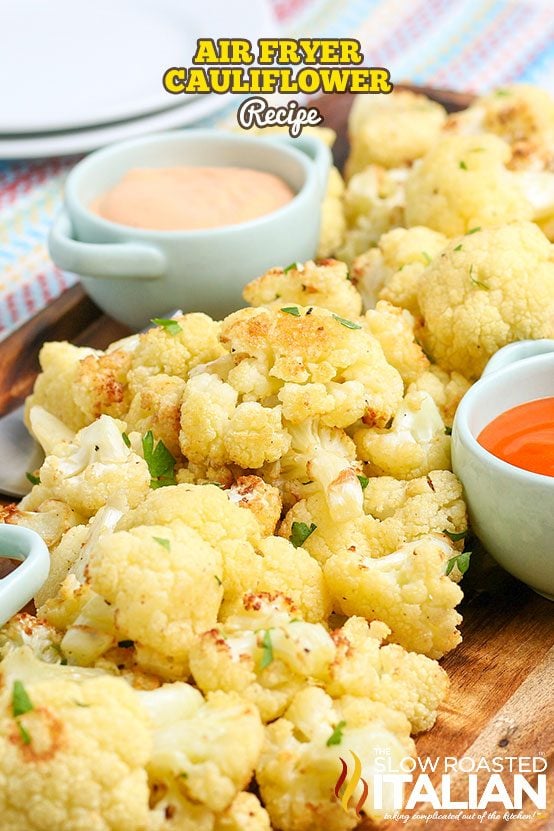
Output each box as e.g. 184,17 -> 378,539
0,85 -> 552,830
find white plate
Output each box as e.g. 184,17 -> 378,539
0,93 -> 233,159
0,0 -> 275,134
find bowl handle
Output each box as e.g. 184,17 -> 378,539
49,211 -> 166,280
264,134 -> 331,199
482,339 -> 554,376
0,525 -> 50,625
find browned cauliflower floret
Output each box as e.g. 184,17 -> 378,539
346,89 -> 447,175
25,342 -> 97,432
88,522 -> 223,679
243,259 -> 362,319
220,305 -> 403,429
405,133 -> 532,236
350,226 -> 448,314
407,365 -> 471,427
227,475 -> 282,537
256,687 -> 415,831
190,592 -> 448,733
354,390 -> 451,479
317,166 -> 347,257
336,166 -> 407,264
124,374 -> 186,459
363,301 -> 429,385
445,84 -> 554,172
324,535 -> 464,658
417,222 -> 554,378
279,469 -> 467,565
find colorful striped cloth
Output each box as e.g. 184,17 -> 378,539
1,0 -> 554,340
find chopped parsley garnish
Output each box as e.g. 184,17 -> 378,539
453,244 -> 463,252
290,521 -> 317,548
259,629 -> 274,669
332,314 -> 361,330
469,265 -> 489,290
326,720 -> 347,747
142,431 -> 176,489
17,722 -> 31,745
443,529 -> 467,542
281,306 -> 301,316
25,472 -> 40,486
151,317 -> 182,336
283,262 -> 298,273
214,574 -> 222,586
466,226 -> 481,235
357,474 -> 369,490
459,160 -> 468,170
12,681 -> 33,717
422,251 -> 432,265
121,432 -> 131,448
118,640 -> 135,648
446,551 -> 472,576
444,425 -> 453,436
495,89 -> 510,97
153,537 -> 171,551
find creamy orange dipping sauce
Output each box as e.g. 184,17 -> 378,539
478,397 -> 554,477
91,166 -> 294,231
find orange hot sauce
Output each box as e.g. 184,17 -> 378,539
478,397 -> 554,477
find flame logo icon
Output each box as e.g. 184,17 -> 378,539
334,750 -> 369,816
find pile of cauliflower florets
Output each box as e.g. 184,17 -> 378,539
1,84 -> 554,831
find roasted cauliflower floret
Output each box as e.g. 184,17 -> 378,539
63,314 -> 224,433
214,792 -> 271,831
24,342 -> 97,432
445,84 -> 554,172
317,166 -> 347,257
266,420 -> 363,521
72,347 -> 133,423
256,687 -> 415,831
190,592 -> 448,733
405,133 -> 532,236
354,390 -> 451,478
327,616 -> 448,733
180,373 -> 291,470
21,416 -> 150,517
117,484 -> 329,623
279,469 -> 467,565
243,259 -> 361,319
324,535 -> 464,658
346,89 -> 447,175
363,301 -> 430,385
0,615 -> 63,664
124,374 -> 186,459
350,225 -> 448,314
190,592 -> 335,722
336,166 -> 407,264
0,669 -> 152,831
220,305 -> 403,429
0,499 -> 82,550
227,475 -> 282,537
88,522 -> 223,679
407,365 -> 471,427
140,683 -> 264,813
417,222 -> 554,378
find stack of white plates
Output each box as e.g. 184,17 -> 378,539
0,0 -> 275,158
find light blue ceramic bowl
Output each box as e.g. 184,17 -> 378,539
48,129 -> 331,328
452,339 -> 554,599
0,525 -> 50,626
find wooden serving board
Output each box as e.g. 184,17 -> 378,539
0,87 -> 552,831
